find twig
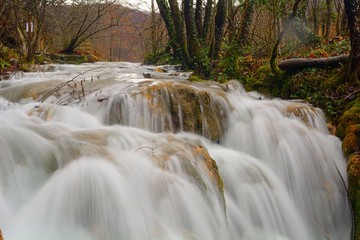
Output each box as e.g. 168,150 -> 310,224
40,66 -> 103,104
344,88 -> 360,101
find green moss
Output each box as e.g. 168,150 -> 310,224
342,124 -> 360,156
348,154 -> 360,240
336,100 -> 360,139
34,54 -> 52,64
276,68 -> 348,123
188,75 -> 206,82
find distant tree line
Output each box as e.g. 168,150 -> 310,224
0,0 -> 358,83
0,0 -> 139,62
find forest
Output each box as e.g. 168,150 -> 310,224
1,0 -> 360,239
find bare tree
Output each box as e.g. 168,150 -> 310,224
10,0 -> 63,62
46,0 -> 128,53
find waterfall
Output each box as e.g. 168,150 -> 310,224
0,62 -> 351,240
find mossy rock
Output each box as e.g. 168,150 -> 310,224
151,140 -> 225,211
286,103 -> 318,125
348,154 -> 360,240
34,53 -> 52,64
342,124 -> 360,156
336,100 -> 360,139
192,145 -> 224,196
143,82 -> 228,142
188,75 -> 206,82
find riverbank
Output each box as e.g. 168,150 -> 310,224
0,46 -> 101,80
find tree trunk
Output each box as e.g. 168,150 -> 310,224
343,0 -> 360,82
335,0 -> 342,35
211,0 -> 227,59
312,0 -> 319,36
325,0 -> 332,39
195,0 -> 203,38
236,0 -> 254,47
202,0 -> 213,42
155,0 -> 180,59
168,0 -> 192,67
150,0 -> 157,55
278,54 -> 348,71
61,39 -> 77,54
184,0 -> 200,58
270,0 -> 302,76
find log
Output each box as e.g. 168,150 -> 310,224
278,54 -> 349,71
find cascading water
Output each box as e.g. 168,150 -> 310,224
0,62 -> 351,240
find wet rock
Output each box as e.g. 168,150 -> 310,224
192,145 -> 224,195
149,139 -> 226,211
146,82 -> 228,142
286,103 -> 318,125
107,81 -> 229,142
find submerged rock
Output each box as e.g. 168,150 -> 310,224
146,136 -> 226,211
286,102 -> 319,126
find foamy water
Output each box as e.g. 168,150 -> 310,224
0,62 -> 351,240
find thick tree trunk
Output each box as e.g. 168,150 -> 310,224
168,0 -> 192,67
343,0 -> 360,82
211,0 -> 227,59
195,0 -> 203,38
325,0 -> 332,39
155,0 -> 180,59
236,0 -> 254,47
184,0 -> 201,58
202,0 -> 213,42
278,54 -> 349,71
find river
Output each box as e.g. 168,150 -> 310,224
0,62 -> 351,239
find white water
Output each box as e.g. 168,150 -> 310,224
0,62 -> 351,240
